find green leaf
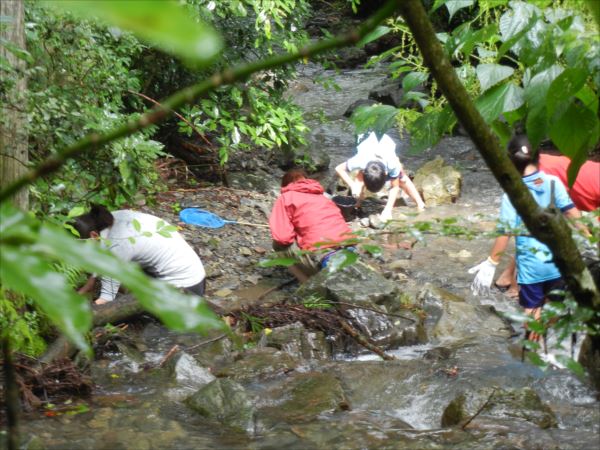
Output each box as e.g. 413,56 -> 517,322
351,104 -> 398,137
42,0 -> 222,65
475,82 -> 524,123
549,102 -> 600,186
258,257 -> 298,268
0,245 -> 92,354
476,64 -> 514,92
445,0 -> 474,21
525,351 -> 546,367
546,68 -> 588,118
361,244 -> 382,257
132,218 -> 142,232
326,250 -> 359,273
525,106 -> 547,151
356,26 -> 390,48
408,106 -> 456,153
497,14 -> 538,60
555,355 -> 586,377
402,72 -> 428,92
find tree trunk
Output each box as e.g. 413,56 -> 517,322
397,0 -> 600,313
0,0 -> 28,209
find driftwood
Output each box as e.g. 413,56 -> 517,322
40,294 -> 144,365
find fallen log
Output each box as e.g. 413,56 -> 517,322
40,294 -> 144,365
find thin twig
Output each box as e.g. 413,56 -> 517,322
127,90 -> 215,150
185,333 -> 228,351
461,388 -> 496,430
158,345 -> 180,368
337,317 -> 396,361
332,300 -> 417,323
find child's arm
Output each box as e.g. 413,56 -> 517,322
335,162 -> 363,197
380,178 -> 401,222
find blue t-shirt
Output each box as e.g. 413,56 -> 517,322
346,132 -> 402,179
498,171 -> 575,284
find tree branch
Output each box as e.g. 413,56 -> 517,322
0,0 -> 399,202
397,0 -> 599,311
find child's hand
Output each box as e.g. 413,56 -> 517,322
350,181 -> 363,198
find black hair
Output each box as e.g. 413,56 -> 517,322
363,161 -> 386,192
71,204 -> 114,238
507,135 -> 539,174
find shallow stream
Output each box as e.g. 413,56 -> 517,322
13,63 -> 600,450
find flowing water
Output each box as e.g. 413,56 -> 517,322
12,64 -> 600,450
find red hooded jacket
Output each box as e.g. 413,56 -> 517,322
539,154 -> 599,212
269,179 -> 352,250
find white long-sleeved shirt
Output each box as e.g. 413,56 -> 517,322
98,210 -> 205,301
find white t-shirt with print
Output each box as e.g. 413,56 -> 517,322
99,210 -> 205,301
345,132 -> 402,179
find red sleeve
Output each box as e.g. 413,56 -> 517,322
269,195 -> 296,246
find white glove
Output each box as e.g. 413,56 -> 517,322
468,257 -> 498,296
379,209 -> 392,223
350,181 -> 363,198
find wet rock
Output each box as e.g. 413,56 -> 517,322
441,387 -> 558,429
166,352 -> 215,389
259,372 -> 348,424
432,300 -> 512,342
186,378 -> 255,433
368,80 -> 403,107
215,347 -> 299,381
298,261 -> 397,308
298,263 -> 424,349
413,157 -> 462,206
261,321 -> 331,360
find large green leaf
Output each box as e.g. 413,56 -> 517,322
31,224 -> 226,334
0,245 -> 92,354
402,71 -> 428,92
445,0 -> 474,21
476,63 -> 514,92
525,105 -> 548,152
549,102 -> 600,186
475,82 -> 524,123
356,26 -> 390,48
408,106 -> 456,153
524,65 -> 564,111
547,68 -> 588,118
42,0 -> 222,65
351,104 -> 398,138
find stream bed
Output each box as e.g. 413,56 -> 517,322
12,63 -> 600,450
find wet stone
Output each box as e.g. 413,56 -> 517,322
186,378 -> 255,433
262,321 -> 331,360
441,387 -> 558,429
215,347 -> 299,381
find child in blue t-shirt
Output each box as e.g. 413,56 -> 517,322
469,135 -> 583,340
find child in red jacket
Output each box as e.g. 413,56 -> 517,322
269,169 -> 353,282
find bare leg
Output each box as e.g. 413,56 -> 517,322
398,177 -> 425,211
496,256 -> 519,297
524,306 -> 542,342
287,265 -> 310,283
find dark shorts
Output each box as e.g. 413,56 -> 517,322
519,278 -> 565,309
184,278 -> 206,296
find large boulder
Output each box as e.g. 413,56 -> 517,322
297,262 -> 425,350
259,372 -> 349,424
432,301 -> 512,342
185,379 -> 255,433
214,347 -> 299,381
166,352 -> 215,389
441,387 -> 558,429
417,284 -> 512,342
413,157 -> 462,206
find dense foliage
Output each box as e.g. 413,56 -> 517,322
355,0 -> 599,183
